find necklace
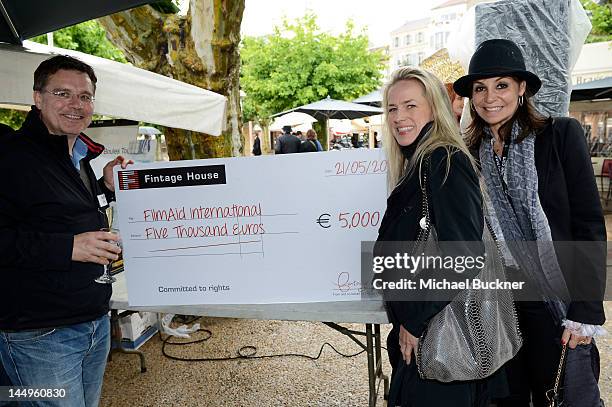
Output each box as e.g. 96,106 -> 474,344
491,137 -> 510,184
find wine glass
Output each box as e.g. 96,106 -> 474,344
95,227 -> 121,284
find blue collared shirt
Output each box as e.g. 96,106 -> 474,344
71,137 -> 87,169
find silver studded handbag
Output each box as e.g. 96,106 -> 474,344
413,159 -> 523,382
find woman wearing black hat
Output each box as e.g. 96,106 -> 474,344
454,39 -> 605,407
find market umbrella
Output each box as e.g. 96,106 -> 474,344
353,88 -> 382,107
571,77 -> 612,101
271,96 -> 383,148
273,96 -> 383,120
139,126 -> 162,136
0,0 -> 152,45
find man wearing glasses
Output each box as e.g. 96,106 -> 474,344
0,55 -> 131,407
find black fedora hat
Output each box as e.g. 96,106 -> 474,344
453,39 -> 541,98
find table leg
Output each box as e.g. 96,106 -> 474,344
374,324 -> 389,400
366,324 -> 377,407
109,309 -> 147,373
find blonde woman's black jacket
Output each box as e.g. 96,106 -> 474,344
376,141 -> 484,339
0,107 -> 114,331
375,137 -> 486,406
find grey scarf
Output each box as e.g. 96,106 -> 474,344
479,122 -> 570,322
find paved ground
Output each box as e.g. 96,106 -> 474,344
98,214 -> 612,406
100,309 -> 611,406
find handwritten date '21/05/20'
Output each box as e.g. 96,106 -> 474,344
328,160 -> 388,176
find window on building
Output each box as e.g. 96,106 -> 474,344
394,37 -> 399,47
434,32 -> 445,49
404,54 -> 418,66
418,52 -> 425,64
417,32 -> 424,43
405,34 -> 412,45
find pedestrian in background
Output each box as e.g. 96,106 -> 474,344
299,129 -> 322,153
252,132 -> 262,156
274,125 -> 301,154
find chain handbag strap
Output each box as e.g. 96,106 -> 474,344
546,344 -> 568,407
414,157 -> 432,379
416,157 -> 431,241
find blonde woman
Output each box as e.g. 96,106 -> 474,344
375,67 -> 489,406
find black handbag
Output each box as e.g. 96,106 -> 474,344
546,344 -> 567,407
546,343 -> 605,407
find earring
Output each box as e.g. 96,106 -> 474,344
518,95 -> 524,106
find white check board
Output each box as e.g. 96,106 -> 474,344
115,149 -> 388,305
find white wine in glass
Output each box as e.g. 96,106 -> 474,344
95,228 -> 120,284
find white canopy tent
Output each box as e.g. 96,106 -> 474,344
0,41 -> 227,135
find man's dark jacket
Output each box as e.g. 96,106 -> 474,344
274,132 -> 301,154
0,107 -> 114,331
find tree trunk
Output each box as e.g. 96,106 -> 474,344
258,118 -> 272,154
313,120 -> 328,151
98,0 -> 245,159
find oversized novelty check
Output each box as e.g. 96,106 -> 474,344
115,149 -> 387,305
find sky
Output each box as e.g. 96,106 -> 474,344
239,0 -> 450,48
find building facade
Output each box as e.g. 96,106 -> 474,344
389,18 -> 430,73
387,0 -> 468,78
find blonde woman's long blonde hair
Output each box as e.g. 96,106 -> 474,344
382,67 -> 477,191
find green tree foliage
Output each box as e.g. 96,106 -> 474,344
149,0 -> 180,14
240,13 -> 386,122
31,20 -> 127,62
0,109 -> 26,130
581,0 -> 612,43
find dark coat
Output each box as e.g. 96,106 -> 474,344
274,132 -> 301,154
376,137 -> 486,406
534,117 -> 606,324
252,136 -> 261,156
474,117 -> 606,406
0,123 -> 13,136
0,108 -> 114,331
299,139 -> 318,153
472,117 -> 606,324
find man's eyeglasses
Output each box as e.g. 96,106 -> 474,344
43,90 -> 95,104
